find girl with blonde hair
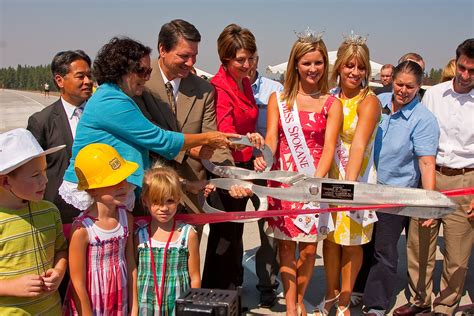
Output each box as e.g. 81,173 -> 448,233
255,30 -> 343,316
135,166 -> 200,315
316,34 -> 380,316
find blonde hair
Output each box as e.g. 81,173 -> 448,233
283,39 -> 330,108
331,40 -> 372,99
141,167 -> 182,205
440,58 -> 456,83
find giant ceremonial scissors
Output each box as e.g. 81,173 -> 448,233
200,137 -> 456,223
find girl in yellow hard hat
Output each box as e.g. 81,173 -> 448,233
135,166 -> 200,315
63,143 -> 139,315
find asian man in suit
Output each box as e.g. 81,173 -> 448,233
27,50 -> 93,224
27,50 -> 92,301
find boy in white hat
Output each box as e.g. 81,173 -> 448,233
0,128 -> 67,315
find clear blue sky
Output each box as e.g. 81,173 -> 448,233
1,0 -> 473,75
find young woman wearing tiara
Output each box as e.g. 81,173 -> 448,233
316,33 -> 380,316
254,29 -> 343,316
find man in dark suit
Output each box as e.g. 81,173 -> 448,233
27,50 -> 93,224
135,19 -> 232,214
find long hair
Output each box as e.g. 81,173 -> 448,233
330,40 -> 372,99
283,39 -> 329,109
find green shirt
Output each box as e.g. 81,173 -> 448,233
0,200 -> 67,315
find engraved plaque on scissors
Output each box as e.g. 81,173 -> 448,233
320,183 -> 355,200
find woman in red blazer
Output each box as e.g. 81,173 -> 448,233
201,24 -> 262,291
212,25 -> 260,162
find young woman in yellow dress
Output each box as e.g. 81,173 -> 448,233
315,34 -> 380,316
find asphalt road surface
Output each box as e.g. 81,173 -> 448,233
1,89 -> 472,315
0,89 -> 52,132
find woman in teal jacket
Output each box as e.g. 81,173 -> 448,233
60,37 -> 233,212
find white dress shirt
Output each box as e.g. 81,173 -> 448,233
159,65 -> 181,104
251,71 -> 283,137
422,80 -> 474,168
61,97 -> 85,138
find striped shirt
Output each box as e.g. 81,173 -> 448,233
136,221 -> 192,315
0,200 -> 67,315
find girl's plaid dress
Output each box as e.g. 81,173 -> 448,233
63,207 -> 130,315
136,221 -> 193,316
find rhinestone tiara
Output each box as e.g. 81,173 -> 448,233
294,27 -> 324,43
342,30 -> 368,45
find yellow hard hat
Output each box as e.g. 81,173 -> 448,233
75,143 -> 138,190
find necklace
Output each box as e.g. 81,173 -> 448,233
298,90 -> 321,97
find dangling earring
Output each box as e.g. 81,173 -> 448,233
336,75 -> 340,86
361,78 -> 367,88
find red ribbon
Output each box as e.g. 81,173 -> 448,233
62,187 -> 473,236
174,187 -> 474,225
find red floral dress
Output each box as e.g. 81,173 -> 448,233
266,95 -> 336,242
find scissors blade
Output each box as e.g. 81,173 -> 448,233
202,160 -> 306,183
208,178 -> 456,218
197,179 -> 267,223
263,178 -> 454,207
311,178 -> 455,208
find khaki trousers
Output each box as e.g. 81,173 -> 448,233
407,170 -> 474,314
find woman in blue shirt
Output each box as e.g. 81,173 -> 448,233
362,61 -> 440,315
60,37 -> 235,213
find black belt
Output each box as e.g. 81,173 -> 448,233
436,165 -> 474,176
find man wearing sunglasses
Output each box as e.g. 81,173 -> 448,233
135,19 -> 232,215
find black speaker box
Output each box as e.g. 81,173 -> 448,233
175,288 -> 240,316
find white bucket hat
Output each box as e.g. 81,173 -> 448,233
0,128 -> 65,175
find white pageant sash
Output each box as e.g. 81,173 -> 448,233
334,136 -> 377,226
276,93 -> 334,235
276,94 -> 315,176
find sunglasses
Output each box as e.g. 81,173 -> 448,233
135,65 -> 153,78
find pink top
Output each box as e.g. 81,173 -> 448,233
267,95 -> 336,240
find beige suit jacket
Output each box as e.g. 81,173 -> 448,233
135,59 -> 232,213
